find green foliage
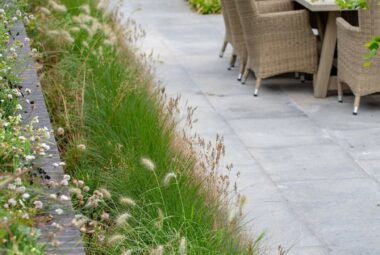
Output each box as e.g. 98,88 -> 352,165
0,2 -> 46,255
0,207 -> 45,255
28,0 -> 255,254
188,0 -> 221,14
335,0 -> 368,9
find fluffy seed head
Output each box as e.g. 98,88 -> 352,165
163,172 -> 176,186
141,157 -> 155,171
107,234 -> 125,245
116,213 -> 131,227
150,245 -> 164,255
99,188 -> 111,199
179,237 -> 187,255
119,196 -> 136,207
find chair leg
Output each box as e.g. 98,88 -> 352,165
337,80 -> 343,103
241,69 -> 250,85
300,74 -> 305,83
353,95 -> 361,115
237,62 -> 246,81
254,78 -> 262,97
295,72 -> 300,79
228,54 -> 237,70
219,40 -> 228,58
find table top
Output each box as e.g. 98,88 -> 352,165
294,0 -> 342,11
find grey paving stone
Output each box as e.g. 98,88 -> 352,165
242,201 -> 323,252
230,117 -> 332,149
250,145 -> 367,182
287,246 -> 330,255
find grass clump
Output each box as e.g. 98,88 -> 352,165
27,0 -> 256,254
188,0 -> 221,14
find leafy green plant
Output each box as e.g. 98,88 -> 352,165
335,0 -> 367,9
188,0 -> 221,14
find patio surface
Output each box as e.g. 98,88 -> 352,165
119,1 -> 380,254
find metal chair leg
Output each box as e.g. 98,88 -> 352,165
228,54 -> 237,70
219,41 -> 228,58
353,95 -> 360,115
237,62 -> 246,81
337,80 -> 343,103
254,78 -> 262,97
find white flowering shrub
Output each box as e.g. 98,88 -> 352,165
0,2 -> 53,254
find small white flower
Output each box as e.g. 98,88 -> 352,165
16,186 -> 26,194
60,179 -> 69,186
40,143 -> 50,150
16,104 -> 22,110
33,200 -> 43,209
60,195 -> 69,201
63,174 -> 71,180
25,155 -> 35,161
52,162 -> 59,167
7,184 -> 16,190
14,178 -> 22,185
22,193 -> 31,200
8,198 -> 17,207
50,194 -> 57,199
55,208 -> 64,215
3,203 -> 9,209
59,162 -> 66,166
22,213 -> 30,219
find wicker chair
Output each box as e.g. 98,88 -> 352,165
337,0 -> 380,115
221,0 -> 248,80
235,0 -> 318,96
220,0 -> 238,69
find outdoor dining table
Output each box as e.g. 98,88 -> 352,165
293,0 -> 355,98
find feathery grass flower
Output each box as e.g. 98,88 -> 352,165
116,213 -> 131,227
119,196 -> 136,206
163,172 -> 176,186
107,234 -> 125,245
150,245 -> 164,255
99,188 -> 111,199
141,157 -> 155,171
179,237 -> 187,255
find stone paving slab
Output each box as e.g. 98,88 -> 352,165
119,0 -> 380,254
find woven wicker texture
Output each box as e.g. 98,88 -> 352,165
220,0 -> 232,46
222,0 -> 248,66
235,0 -> 318,79
337,0 -> 380,97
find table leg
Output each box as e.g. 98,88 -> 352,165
313,11 -> 340,98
